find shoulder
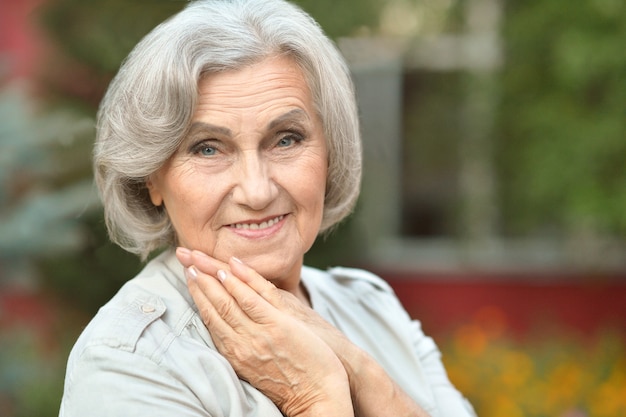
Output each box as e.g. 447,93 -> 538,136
302,265 -> 394,294
302,265 -> 407,319
62,252 -> 211,413
68,250 -> 195,361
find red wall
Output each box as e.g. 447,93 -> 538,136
381,270 -> 626,339
0,0 -> 46,82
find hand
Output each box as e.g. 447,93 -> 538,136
177,248 -> 353,350
194,254 -> 430,417
177,248 -> 430,417
176,248 -> 354,417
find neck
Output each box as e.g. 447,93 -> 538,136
271,278 -> 311,308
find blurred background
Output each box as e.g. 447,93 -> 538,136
1,0 -> 625,416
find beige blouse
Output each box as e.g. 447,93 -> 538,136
59,250 -> 475,417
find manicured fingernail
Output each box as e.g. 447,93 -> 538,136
217,269 -> 227,282
186,266 -> 198,280
177,247 -> 191,256
231,256 -> 243,264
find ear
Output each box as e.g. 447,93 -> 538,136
146,177 -> 163,207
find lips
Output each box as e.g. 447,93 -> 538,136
228,215 -> 285,230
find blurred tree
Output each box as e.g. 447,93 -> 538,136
0,85 -> 97,277
0,82 -> 142,310
293,0 -> 382,38
40,0 -> 185,74
497,0 -> 626,239
36,0 -> 187,108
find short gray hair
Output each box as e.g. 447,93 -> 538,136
94,0 -> 362,259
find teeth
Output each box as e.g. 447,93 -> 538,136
232,215 -> 284,230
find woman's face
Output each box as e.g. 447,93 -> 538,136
147,56 -> 327,290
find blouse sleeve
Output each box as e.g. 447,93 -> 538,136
59,344 -> 212,417
315,266 -> 477,417
59,292 -> 283,417
409,320 -> 477,417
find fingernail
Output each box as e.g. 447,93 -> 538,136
217,269 -> 227,282
231,256 -> 244,264
177,247 -> 191,256
186,266 -> 198,280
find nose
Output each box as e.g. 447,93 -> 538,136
231,150 -> 278,210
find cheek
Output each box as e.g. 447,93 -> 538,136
161,168 -> 218,230
166,190 -> 221,250
298,156 -> 327,218
314,156 -> 329,201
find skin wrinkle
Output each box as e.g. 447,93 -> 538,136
148,56 -> 327,303
186,108 -> 310,141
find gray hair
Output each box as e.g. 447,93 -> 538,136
94,0 -> 362,259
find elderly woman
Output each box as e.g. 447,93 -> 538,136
60,0 -> 476,416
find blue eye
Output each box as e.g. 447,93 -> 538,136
190,141 -> 219,156
277,133 -> 303,148
278,137 -> 293,147
199,145 -> 217,156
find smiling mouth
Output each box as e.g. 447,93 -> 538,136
228,215 -> 285,230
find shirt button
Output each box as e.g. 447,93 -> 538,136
141,304 -> 156,313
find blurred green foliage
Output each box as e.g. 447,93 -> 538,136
498,0 -> 626,237
38,0 -> 382,76
39,0 -> 186,74
0,328 -> 65,417
37,212 -> 143,315
0,86 -> 99,264
293,0 -> 382,38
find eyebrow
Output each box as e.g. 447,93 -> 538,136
187,122 -> 232,137
268,109 -> 310,130
187,108 -> 310,137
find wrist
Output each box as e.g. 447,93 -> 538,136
339,349 -> 431,417
293,396 -> 354,417
336,343 -> 373,390
283,364 -> 354,417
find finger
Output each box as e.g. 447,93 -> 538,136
175,247 -> 230,275
228,257 -> 284,307
191,249 -> 230,276
228,258 -> 327,329
186,268 -> 234,337
187,273 -> 260,364
175,246 -> 194,267
217,268 -> 278,323
187,266 -> 249,330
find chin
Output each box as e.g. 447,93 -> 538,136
248,254 -> 301,282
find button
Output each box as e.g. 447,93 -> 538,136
141,304 -> 156,313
